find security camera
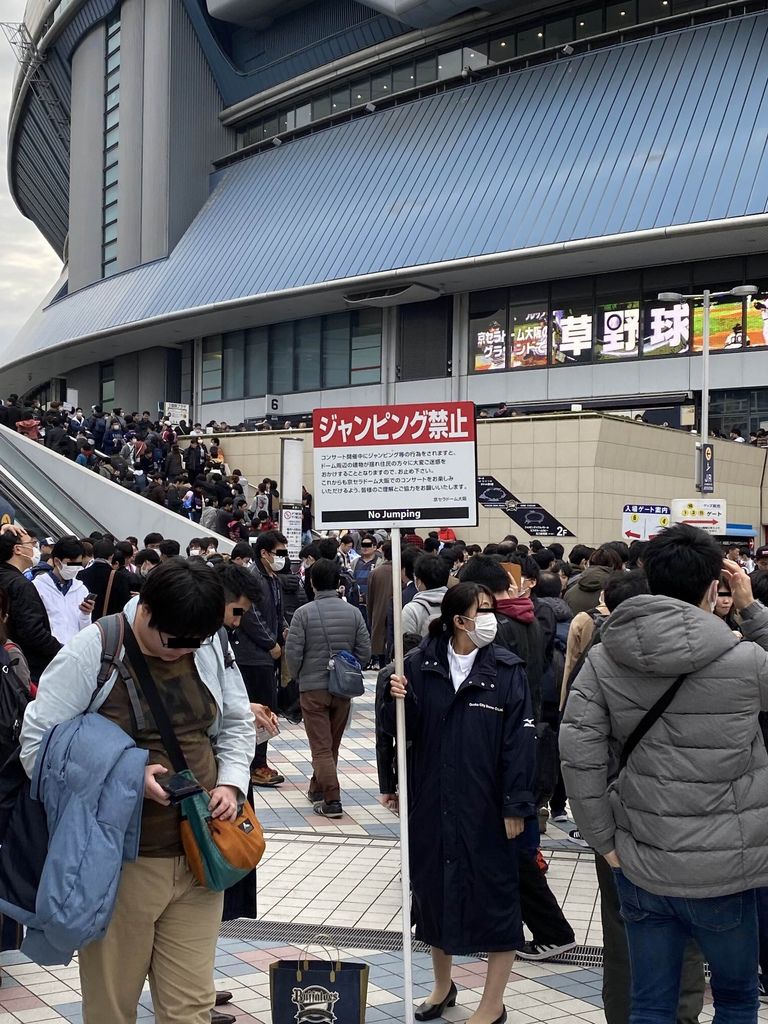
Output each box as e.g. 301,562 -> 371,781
364,101 -> 377,113
561,43 -> 574,55
272,137 -> 282,147
461,65 -> 472,78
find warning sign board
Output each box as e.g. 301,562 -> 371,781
622,504 -> 672,542
314,402 -> 478,529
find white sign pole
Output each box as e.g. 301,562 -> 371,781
389,529 -> 414,1024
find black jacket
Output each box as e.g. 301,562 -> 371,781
77,562 -> 134,621
380,636 -> 536,954
0,563 -> 61,680
231,565 -> 285,667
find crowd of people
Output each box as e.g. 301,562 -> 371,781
2,510 -> 768,1022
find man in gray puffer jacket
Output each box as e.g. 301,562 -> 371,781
561,523 -> 768,1023
285,558 -> 370,819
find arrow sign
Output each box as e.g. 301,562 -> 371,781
625,530 -> 641,539
477,477 -> 575,537
682,518 -> 719,526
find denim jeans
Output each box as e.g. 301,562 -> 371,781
756,887 -> 768,978
614,870 -> 759,1024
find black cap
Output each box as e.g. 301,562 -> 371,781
756,546 -> 768,559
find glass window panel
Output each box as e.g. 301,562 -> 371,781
546,18 -> 574,47
462,43 -> 488,70
639,0 -> 671,19
323,314 -> 351,388
101,377 -> 115,403
295,318 -> 322,391
280,108 -> 296,131
107,68 -> 120,91
223,331 -> 245,400
470,290 -> 507,373
606,2 -> 637,30
398,298 -> 451,381
107,17 -> 121,37
102,221 -> 118,244
551,300 -> 595,365
517,27 -> 544,55
106,86 -> 119,111
351,309 -> 382,377
437,49 -> 462,80
106,106 -> 119,130
269,323 -> 294,394
295,103 -> 312,127
597,270 -> 641,302
641,299 -> 691,358
103,200 -> 118,223
102,260 -> 119,279
103,183 -> 118,206
575,10 -> 603,37
311,93 -> 332,119
371,70 -> 392,99
107,51 -> 120,74
350,79 -> 370,104
489,35 -> 515,62
105,125 -> 119,149
245,327 -> 268,396
596,301 -> 640,360
350,365 -> 381,386
392,61 -> 415,93
261,116 -> 279,138
102,239 -> 118,262
692,257 -> 743,285
331,86 -> 350,112
415,56 -> 437,85
692,296 -> 751,353
107,30 -> 120,54
509,302 -> 549,369
673,0 -> 705,10
350,346 -> 379,371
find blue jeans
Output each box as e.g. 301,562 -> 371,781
614,870 -> 759,1024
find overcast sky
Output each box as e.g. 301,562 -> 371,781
0,0 -> 62,355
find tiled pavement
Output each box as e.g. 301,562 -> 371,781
0,676 -> 762,1023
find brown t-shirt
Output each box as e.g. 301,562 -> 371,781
98,651 -> 217,856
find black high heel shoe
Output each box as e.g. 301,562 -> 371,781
415,981 -> 457,1021
490,1010 -> 507,1024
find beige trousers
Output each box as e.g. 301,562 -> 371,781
79,855 -> 224,1024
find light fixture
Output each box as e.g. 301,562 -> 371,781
537,31 -> 543,37
500,41 -> 506,47
658,292 -> 683,302
730,285 -> 758,297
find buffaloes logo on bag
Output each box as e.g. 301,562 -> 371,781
291,985 -> 340,1024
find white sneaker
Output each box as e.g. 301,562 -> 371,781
567,829 -> 590,848
516,940 -> 577,961
552,812 -> 569,823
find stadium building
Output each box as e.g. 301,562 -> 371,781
4,0 -> 768,434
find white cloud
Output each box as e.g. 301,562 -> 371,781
0,0 -> 63,359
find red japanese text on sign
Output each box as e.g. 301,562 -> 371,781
314,403 -> 476,448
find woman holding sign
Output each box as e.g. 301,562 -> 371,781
384,582 -> 536,1024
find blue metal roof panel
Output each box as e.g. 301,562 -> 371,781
8,13 -> 768,365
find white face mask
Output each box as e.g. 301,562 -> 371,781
58,563 -> 81,581
29,546 -> 40,568
206,548 -> 216,557
189,548 -> 202,557
463,611 -> 498,649
241,559 -> 253,569
708,580 -> 719,614
272,556 -> 286,572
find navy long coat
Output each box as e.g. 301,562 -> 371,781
382,635 -> 536,954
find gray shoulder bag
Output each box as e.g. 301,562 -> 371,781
311,601 -> 365,699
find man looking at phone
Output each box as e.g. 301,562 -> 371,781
33,535 -> 95,644
20,558 -> 255,1024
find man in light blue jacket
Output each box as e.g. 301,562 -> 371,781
20,558 -> 255,1024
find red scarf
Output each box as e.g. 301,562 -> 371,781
495,596 -> 535,624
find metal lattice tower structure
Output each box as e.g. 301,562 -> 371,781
1,21 -> 70,145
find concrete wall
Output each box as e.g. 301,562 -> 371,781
200,414 -> 768,547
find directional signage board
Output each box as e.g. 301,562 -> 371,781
504,502 -> 575,538
670,498 -> 727,535
477,475 -> 519,509
314,402 -> 477,529
698,442 -> 715,494
622,504 -> 671,542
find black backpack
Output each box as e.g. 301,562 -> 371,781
0,645 -> 32,768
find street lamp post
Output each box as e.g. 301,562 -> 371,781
658,285 -> 757,489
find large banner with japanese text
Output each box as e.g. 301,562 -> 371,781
313,402 -> 478,529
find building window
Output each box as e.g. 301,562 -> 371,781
100,362 -> 115,406
101,10 -> 121,279
398,298 -> 452,381
202,310 -> 383,403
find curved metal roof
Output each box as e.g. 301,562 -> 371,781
6,13 -> 768,371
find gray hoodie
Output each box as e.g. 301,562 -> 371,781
561,594 -> 768,898
401,587 -> 447,638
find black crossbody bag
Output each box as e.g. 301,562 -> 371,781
618,672 -> 688,774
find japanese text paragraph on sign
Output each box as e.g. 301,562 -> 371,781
313,402 -> 478,529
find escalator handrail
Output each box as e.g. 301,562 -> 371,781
0,462 -> 73,537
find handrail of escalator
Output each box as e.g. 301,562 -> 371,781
0,427 -> 107,537
0,463 -> 74,537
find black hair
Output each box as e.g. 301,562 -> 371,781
310,558 -> 341,592
627,540 -> 648,569
536,571 -> 563,599
497,542 -> 516,556
423,537 -> 441,554
569,544 -> 594,565
752,571 -> 768,606
340,534 -> 354,545
549,543 -> 564,560
514,544 -> 529,557
231,541 -> 253,561
159,539 -> 181,558
94,538 -> 115,560
482,543 -> 500,555
428,582 -> 494,639
459,554 -> 510,594
140,557 -> 225,637
604,540 -> 630,565
213,561 -> 263,605
604,569 -> 649,612
114,540 -> 133,560
205,538 -> 219,550
317,537 -> 339,560
51,535 -> 84,562
642,524 -> 722,606
0,532 -> 23,564
529,540 -> 544,553
134,548 -> 161,569
143,532 -> 163,547
533,549 -> 556,570
589,546 -> 624,571
502,535 -> 518,545
300,543 -> 321,561
255,530 -> 287,555
382,542 -> 393,560
414,552 -> 451,590
401,546 -> 420,582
